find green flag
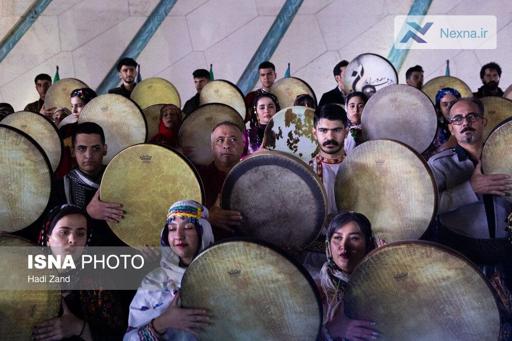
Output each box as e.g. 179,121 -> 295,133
284,62 -> 291,78
53,65 -> 60,83
445,59 -> 450,76
209,64 -> 214,80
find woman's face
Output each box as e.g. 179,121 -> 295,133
47,214 -> 88,259
167,215 -> 199,265
256,97 -> 277,125
329,221 -> 368,273
161,106 -> 181,129
439,93 -> 457,119
347,96 -> 365,125
71,97 -> 85,117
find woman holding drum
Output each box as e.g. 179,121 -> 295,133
320,211 -> 381,340
124,200 -> 214,340
32,204 -> 130,340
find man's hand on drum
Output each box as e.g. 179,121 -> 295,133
208,195 -> 242,232
86,189 -> 124,223
32,298 -> 91,341
152,292 -> 211,337
327,310 -> 380,341
470,161 -> 512,196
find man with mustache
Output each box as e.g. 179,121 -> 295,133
474,62 -> 504,98
428,98 -> 512,290
310,104 -> 349,215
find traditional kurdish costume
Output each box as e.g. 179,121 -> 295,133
124,200 -> 214,341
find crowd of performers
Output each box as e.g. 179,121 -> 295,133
1,56 -> 512,340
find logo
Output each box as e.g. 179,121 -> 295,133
400,21 -> 433,43
139,154 -> 152,162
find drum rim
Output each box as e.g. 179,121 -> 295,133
180,237 -> 323,339
0,124 -> 53,231
221,151 -> 327,250
199,79 -> 247,120
271,76 -> 318,103
130,76 -> 182,109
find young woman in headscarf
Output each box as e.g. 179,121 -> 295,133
32,204 -> 130,340
149,104 -> 182,149
124,200 -> 214,341
319,211 -> 381,341
246,92 -> 280,154
422,87 -> 461,160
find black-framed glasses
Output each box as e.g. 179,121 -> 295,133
449,112 -> 484,125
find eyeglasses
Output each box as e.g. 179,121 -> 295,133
448,113 -> 484,125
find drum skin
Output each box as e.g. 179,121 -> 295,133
345,241 -> 500,341
100,144 -> 203,247
181,240 -> 322,341
343,53 -> 397,94
44,78 -> 88,112
0,234 -> 60,340
361,84 -> 437,154
482,117 -> 512,201
0,125 -> 52,232
335,140 -> 437,243
199,80 -> 246,120
270,77 -> 317,109
78,94 -> 147,163
130,77 -> 181,110
480,96 -> 512,141
421,76 -> 472,104
179,103 -> 244,166
221,151 -> 326,250
2,111 -> 62,172
263,106 -> 317,164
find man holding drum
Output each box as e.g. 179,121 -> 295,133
310,104 -> 349,215
244,61 -> 276,122
55,122 -> 125,245
197,121 -> 244,239
428,98 -> 512,288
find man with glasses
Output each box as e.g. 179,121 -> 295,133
428,97 -> 512,290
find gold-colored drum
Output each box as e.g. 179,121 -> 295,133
181,240 -> 322,340
345,241 -> 500,341
199,80 -> 246,120
45,78 -> 88,112
100,144 -> 203,247
270,77 -> 316,109
130,77 -> 181,109
78,94 -> 147,163
0,125 -> 52,232
2,111 -> 62,172
335,140 -> 437,242
421,76 -> 472,104
480,96 -> 512,140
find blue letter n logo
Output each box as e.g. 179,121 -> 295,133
400,21 -> 433,43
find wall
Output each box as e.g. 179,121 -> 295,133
0,0 -> 510,111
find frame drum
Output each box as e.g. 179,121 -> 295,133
0,125 -> 52,232
100,144 -> 203,247
221,151 -> 326,250
343,53 -> 397,95
130,77 -> 181,110
480,96 -> 512,141
263,106 -> 318,164
0,234 -> 60,340
78,94 -> 147,163
482,117 -> 512,201
421,76 -> 472,104
345,241 -> 500,340
45,78 -> 88,112
199,80 -> 246,120
181,240 -> 322,340
335,139 -> 437,243
270,77 -> 317,110
361,84 -> 437,153
2,111 -> 62,172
